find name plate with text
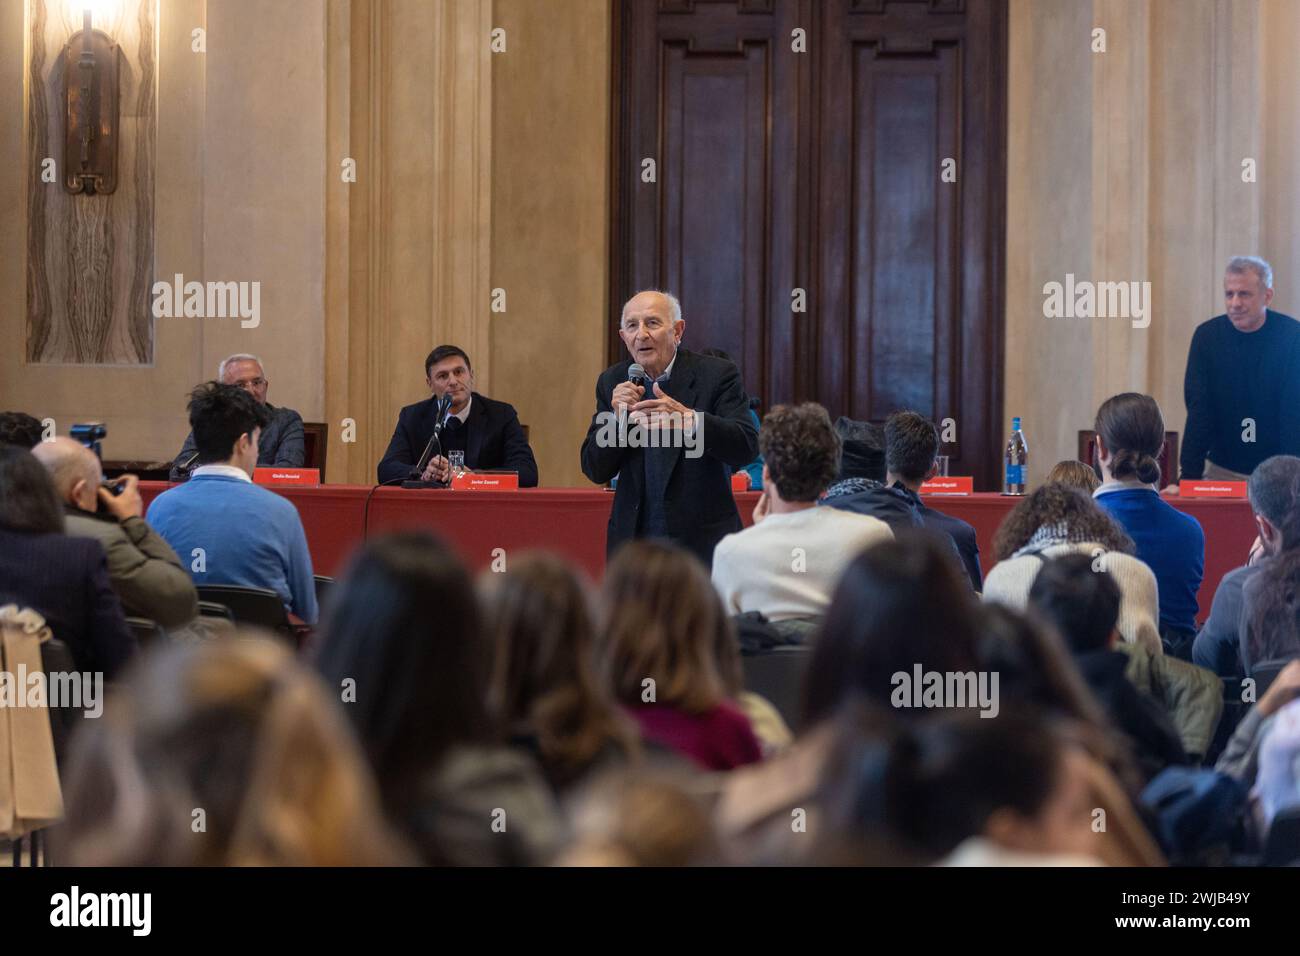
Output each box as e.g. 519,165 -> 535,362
920,476 -> 974,495
451,471 -> 520,491
253,467 -> 320,487
1179,480 -> 1247,498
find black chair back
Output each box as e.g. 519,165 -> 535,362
125,616 -> 166,649
196,585 -> 291,634
197,600 -> 236,623
740,645 -> 813,734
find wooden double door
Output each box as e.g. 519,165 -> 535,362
611,0 -> 1007,487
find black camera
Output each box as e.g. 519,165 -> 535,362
70,422 -> 108,459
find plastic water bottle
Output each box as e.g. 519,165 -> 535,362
1004,417 -> 1027,495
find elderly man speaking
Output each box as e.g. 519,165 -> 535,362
581,290 -> 758,569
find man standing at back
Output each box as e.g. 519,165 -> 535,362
1177,256 -> 1300,484
148,383 -> 318,624
581,290 -> 758,569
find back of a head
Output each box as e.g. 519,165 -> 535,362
599,540 -> 737,713
1248,455 -> 1300,551
1094,392 -> 1164,485
32,436 -> 100,505
759,403 -> 840,501
0,411 -> 43,449
1046,459 -> 1101,495
991,482 -> 1134,560
481,552 -> 631,777
188,381 -> 271,465
834,417 -> 886,483
315,532 -> 491,798
560,765 -> 721,866
62,637 -> 403,866
885,411 -> 939,484
0,444 -> 65,534
1027,554 -> 1121,654
820,705 -> 1066,863
805,532 -> 979,724
1243,457 -> 1300,666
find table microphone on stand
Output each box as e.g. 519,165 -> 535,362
402,393 -> 454,489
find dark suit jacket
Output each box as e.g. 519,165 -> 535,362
887,482 -> 982,591
0,528 -> 137,679
170,403 -> 305,481
580,348 -> 759,569
377,392 -> 538,486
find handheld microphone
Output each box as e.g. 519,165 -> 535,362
628,363 -> 647,387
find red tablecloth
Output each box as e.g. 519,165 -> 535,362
137,484 -> 1255,622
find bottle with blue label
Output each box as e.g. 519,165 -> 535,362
1004,416 -> 1027,495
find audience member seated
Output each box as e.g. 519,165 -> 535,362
314,532 -> 562,865
883,411 -> 983,591
711,403 -> 892,634
1217,660 -> 1300,789
1232,456 -> 1300,677
1091,393 -> 1205,656
598,540 -> 764,771
983,487 -> 1222,758
1046,458 -> 1101,494
0,445 -> 135,678
61,637 -> 407,865
34,437 -> 198,630
1028,554 -> 1189,781
556,766 -> 722,866
814,707 -> 1107,866
480,552 -> 640,794
1195,455 -> 1300,676
716,533 -> 981,862
984,483 -> 1162,655
820,417 -> 923,532
971,606 -> 1168,864
0,411 -> 42,448
1254,697 -> 1300,840
148,383 -> 318,625
169,354 -> 304,481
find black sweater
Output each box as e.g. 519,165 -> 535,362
1181,310 -> 1300,478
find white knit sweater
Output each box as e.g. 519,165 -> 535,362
981,542 -> 1163,656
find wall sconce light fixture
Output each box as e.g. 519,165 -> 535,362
62,6 -> 120,195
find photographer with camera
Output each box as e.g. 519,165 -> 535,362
34,437 -> 199,630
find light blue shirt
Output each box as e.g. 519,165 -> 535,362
146,472 -> 318,623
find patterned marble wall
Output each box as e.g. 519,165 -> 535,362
26,0 -> 156,364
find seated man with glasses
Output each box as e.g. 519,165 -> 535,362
169,353 -> 305,481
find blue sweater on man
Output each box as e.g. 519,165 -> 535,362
146,471 -> 318,623
1094,483 -> 1204,636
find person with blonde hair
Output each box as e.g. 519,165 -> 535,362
1045,459 -> 1101,494
60,637 -> 407,866
598,540 -> 767,770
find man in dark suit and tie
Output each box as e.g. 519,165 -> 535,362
377,345 -> 539,486
581,291 -> 758,568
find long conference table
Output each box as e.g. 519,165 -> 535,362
137,483 -> 1257,625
